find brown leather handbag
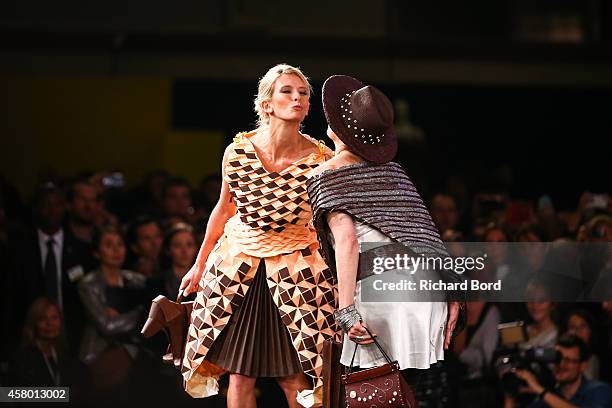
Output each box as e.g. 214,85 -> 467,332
141,291 -> 194,368
342,327 -> 417,408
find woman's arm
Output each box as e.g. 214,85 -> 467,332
182,145 -> 237,295
326,211 -> 359,309
78,278 -> 143,337
327,211 -> 375,344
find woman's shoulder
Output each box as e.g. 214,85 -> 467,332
309,161 -> 339,177
79,269 -> 101,286
233,130 -> 256,142
309,158 -> 370,178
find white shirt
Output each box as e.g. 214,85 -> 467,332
37,229 -> 64,310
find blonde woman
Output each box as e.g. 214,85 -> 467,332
10,297 -> 83,389
175,64 -> 336,408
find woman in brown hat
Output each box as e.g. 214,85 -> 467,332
306,75 -> 465,394
170,64 -> 337,408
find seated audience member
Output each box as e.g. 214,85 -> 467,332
127,170 -> 169,219
197,174 -> 222,215
514,224 -> 547,273
78,226 -> 146,390
68,173 -> 119,243
515,223 -> 546,245
160,177 -> 194,227
507,335 -> 612,408
578,215 -> 612,300
505,224 -> 548,305
9,297 -> 85,390
560,191 -> 609,237
471,192 -> 509,238
66,178 -> 103,244
126,216 -> 163,281
190,174 -> 222,224
483,224 -> 511,280
430,192 -> 462,241
535,195 -> 564,241
565,309 -> 601,380
522,282 -> 558,349
161,222 -> 197,300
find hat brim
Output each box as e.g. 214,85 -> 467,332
322,75 -> 397,164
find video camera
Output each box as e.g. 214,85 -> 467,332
494,322 -> 559,398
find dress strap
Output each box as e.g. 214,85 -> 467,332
233,131 -> 247,144
317,140 -> 326,156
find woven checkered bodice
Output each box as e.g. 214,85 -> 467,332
222,131 -> 327,257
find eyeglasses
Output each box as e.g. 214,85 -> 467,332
556,356 -> 581,365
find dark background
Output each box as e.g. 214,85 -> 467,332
2,0 -> 612,206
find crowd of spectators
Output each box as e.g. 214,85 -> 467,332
0,168 -> 610,407
428,188 -> 612,407
0,171 -> 216,407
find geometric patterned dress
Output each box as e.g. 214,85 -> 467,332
181,131 -> 338,406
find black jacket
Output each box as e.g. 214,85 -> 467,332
12,228 -> 94,352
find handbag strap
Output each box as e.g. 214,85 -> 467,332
177,289 -> 185,303
346,326 -> 394,375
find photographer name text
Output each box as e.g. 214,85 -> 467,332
372,279 -> 502,292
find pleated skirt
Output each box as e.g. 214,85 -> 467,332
206,261 -> 303,377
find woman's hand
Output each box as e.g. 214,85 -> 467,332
444,301 -> 460,350
179,145 -> 237,297
180,264 -> 204,296
514,369 -> 544,395
348,322 -> 376,345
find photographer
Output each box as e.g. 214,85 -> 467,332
505,335 -> 612,408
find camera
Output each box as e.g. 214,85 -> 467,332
494,322 -> 559,399
495,346 -> 559,396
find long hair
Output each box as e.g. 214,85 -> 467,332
21,297 -> 65,354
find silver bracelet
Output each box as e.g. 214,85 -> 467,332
334,304 -> 362,333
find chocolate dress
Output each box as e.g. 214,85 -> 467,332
181,132 -> 338,405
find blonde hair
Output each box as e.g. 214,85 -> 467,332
21,297 -> 65,352
254,63 -> 312,129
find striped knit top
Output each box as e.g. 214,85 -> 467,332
306,161 -> 448,271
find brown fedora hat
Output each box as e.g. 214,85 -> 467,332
322,75 -> 398,164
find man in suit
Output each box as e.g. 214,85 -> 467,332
13,184 -> 93,354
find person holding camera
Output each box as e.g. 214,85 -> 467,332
504,335 -> 612,408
